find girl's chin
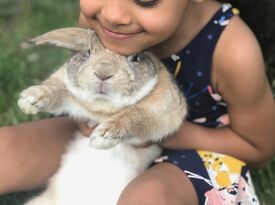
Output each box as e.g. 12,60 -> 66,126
100,40 -> 145,55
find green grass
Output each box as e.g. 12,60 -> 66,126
0,0 -> 274,204
0,0 -> 78,204
0,0 -> 79,126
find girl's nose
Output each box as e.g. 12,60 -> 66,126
101,0 -> 132,26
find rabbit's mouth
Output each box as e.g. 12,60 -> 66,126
95,81 -> 111,95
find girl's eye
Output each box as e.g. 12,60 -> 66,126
133,0 -> 160,8
128,54 -> 142,63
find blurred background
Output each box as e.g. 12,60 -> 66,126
0,0 -> 274,204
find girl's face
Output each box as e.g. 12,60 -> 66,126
79,0 -> 192,56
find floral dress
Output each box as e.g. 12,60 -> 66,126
155,4 -> 260,205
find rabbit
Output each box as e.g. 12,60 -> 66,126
18,27 -> 187,205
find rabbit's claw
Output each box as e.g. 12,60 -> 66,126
18,86 -> 50,114
89,120 -> 126,149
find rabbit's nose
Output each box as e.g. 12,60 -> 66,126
95,73 -> 113,81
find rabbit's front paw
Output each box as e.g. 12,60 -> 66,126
18,86 -> 50,114
89,120 -> 126,149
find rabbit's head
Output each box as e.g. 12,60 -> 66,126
29,27 -> 161,108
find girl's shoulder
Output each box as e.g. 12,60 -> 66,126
212,14 -> 264,92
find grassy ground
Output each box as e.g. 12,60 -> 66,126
0,0 -> 274,204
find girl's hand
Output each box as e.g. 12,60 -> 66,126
76,121 -> 152,148
76,121 -> 95,137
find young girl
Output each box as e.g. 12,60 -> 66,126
0,0 -> 274,204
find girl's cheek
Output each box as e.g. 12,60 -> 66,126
139,11 -> 180,34
79,0 -> 97,18
79,12 -> 91,28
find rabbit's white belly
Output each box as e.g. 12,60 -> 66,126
28,133 -> 161,205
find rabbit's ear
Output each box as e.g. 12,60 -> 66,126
28,27 -> 103,51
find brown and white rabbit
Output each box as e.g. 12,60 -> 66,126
18,27 -> 187,205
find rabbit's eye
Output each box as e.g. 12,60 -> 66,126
128,54 -> 141,63
87,49 -> 91,56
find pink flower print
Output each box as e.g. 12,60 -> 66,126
205,178 -> 260,205
208,85 -> 227,107
193,117 -> 207,124
236,177 -> 260,204
217,114 -> 230,126
208,85 -> 222,102
154,155 -> 169,163
205,188 -> 235,205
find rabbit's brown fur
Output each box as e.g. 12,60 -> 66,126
18,27 -> 187,205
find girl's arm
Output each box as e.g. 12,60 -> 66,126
161,16 -> 275,168
0,117 -> 77,194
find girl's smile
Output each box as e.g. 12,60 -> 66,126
102,27 -> 140,40
79,0 -> 193,56
99,21 -> 142,40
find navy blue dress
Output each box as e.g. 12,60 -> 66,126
155,4 -> 260,205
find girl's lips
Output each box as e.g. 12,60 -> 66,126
102,27 -> 139,40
